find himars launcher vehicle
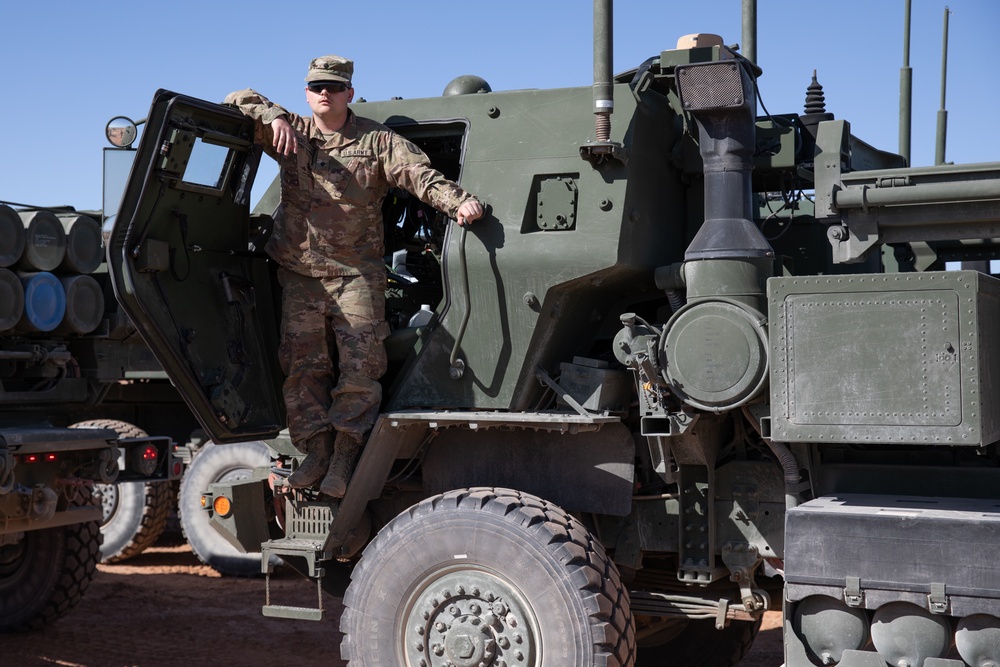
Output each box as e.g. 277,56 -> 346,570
108,0 -> 1000,665
0,203 -> 176,631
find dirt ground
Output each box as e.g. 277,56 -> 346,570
2,531 -> 784,667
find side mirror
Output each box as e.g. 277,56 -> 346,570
106,116 -> 138,148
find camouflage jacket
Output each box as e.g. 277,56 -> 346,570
224,89 -> 477,277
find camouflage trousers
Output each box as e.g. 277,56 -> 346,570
277,268 -> 389,449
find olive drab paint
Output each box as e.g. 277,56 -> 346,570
106,1 -> 1000,664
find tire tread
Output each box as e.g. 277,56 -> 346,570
341,486 -> 636,665
0,490 -> 102,632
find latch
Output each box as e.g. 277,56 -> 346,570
844,576 -> 864,608
928,582 -> 949,614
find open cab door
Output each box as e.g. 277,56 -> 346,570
108,90 -> 285,443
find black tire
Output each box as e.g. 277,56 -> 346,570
0,488 -> 102,632
179,440 -> 273,577
635,616 -> 762,666
70,419 -> 172,563
341,487 -> 636,666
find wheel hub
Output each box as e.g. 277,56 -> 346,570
443,616 -> 496,666
402,568 -> 538,667
95,483 -> 118,524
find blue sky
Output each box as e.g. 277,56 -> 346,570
1,0 -> 996,212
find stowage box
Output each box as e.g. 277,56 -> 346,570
768,270 -> 1000,446
785,494 -> 1000,616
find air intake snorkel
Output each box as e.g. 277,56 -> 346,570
675,58 -> 772,262
649,57 -> 774,412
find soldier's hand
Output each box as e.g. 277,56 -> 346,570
456,200 -> 484,226
272,117 -> 297,157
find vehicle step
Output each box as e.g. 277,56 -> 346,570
262,603 -> 324,621
263,552 -> 326,622
260,537 -> 327,571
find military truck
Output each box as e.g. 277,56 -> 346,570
0,202 -> 178,631
106,0 -> 1000,664
0,200 -> 266,638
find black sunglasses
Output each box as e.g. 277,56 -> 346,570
308,82 -> 349,94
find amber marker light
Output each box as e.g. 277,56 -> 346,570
213,495 -> 233,517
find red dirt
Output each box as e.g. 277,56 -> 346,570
2,532 -> 784,666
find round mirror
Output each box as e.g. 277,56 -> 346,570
105,116 -> 137,148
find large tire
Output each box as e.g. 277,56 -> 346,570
0,489 -> 102,632
341,487 -> 636,666
635,616 -> 762,666
71,419 -> 171,563
179,440 -> 273,577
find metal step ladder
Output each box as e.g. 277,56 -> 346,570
260,490 -> 335,621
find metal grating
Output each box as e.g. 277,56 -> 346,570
288,501 -> 333,540
676,62 -> 747,112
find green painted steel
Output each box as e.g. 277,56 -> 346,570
103,7 -> 1000,662
769,271 -> 1000,446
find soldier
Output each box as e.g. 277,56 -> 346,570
225,55 -> 484,497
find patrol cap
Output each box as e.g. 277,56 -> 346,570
305,55 -> 353,85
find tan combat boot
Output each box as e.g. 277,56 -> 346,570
320,432 -> 361,498
287,432 -> 333,488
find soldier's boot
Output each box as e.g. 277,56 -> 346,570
287,432 -> 333,488
320,432 -> 362,498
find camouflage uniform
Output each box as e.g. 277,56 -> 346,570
225,61 -> 477,448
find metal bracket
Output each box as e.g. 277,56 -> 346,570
579,141 -> 629,166
844,576 -> 864,608
928,582 -> 949,614
721,541 -> 766,614
536,366 -> 591,418
715,598 -> 730,630
677,465 -> 725,584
